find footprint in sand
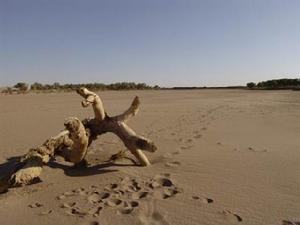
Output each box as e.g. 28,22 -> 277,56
248,147 -> 255,152
221,210 -> 243,222
180,145 -> 193,150
105,183 -> 118,190
66,207 -> 89,217
282,221 -> 300,225
139,200 -> 170,225
57,190 -> 78,199
163,151 -> 181,159
149,175 -> 174,188
73,187 -> 86,194
87,193 -> 102,204
88,206 -> 102,217
149,175 -> 182,200
172,151 -> 181,155
131,191 -> 149,200
164,161 -> 181,168
60,202 -> 77,208
87,192 -> 110,204
245,147 -> 268,153
117,201 -> 137,214
192,196 -> 214,204
105,198 -> 122,207
28,202 -> 43,208
130,201 -> 139,207
185,139 -> 193,143
193,134 -> 202,139
39,209 -> 53,216
56,174 -> 182,218
118,207 -> 134,215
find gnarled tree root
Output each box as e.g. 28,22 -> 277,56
0,88 -> 157,192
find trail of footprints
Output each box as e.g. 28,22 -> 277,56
217,142 -> 268,154
163,113 -> 211,168
28,174 -> 181,218
164,127 -> 207,168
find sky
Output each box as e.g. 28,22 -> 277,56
1,0 -> 300,87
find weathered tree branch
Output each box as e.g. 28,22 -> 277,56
76,88 -> 157,165
8,129 -> 71,187
0,88 -> 157,192
115,96 -> 140,122
76,87 -> 105,121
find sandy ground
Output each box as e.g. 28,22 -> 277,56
0,90 -> 300,225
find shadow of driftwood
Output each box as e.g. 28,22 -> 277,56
0,154 -> 139,194
0,156 -> 24,194
48,160 -> 137,177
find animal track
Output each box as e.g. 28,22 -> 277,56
247,147 -> 268,153
66,207 -> 88,217
131,191 -> 149,200
180,145 -> 193,150
40,209 -> 53,215
52,174 -> 181,218
192,196 -> 214,204
221,210 -> 242,222
202,198 -> 214,204
60,202 -> 77,208
105,198 -> 122,207
139,200 -> 170,225
164,161 -> 181,168
185,139 -> 193,143
171,151 -> 181,155
28,202 -> 43,208
193,134 -> 202,139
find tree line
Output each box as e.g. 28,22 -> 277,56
30,82 -> 159,90
247,78 -> 300,90
2,82 -> 160,94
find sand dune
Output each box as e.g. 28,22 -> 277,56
0,90 -> 300,225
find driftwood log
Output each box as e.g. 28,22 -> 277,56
0,88 -> 157,191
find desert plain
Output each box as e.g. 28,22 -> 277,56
0,89 -> 299,225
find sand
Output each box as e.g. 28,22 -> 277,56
0,90 -> 300,225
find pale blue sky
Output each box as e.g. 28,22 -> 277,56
1,0 -> 300,87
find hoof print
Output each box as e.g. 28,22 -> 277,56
28,202 -> 43,208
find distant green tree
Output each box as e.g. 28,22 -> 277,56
247,82 -> 256,89
255,78 -> 300,89
31,82 -> 44,90
53,82 -> 60,89
14,82 -> 29,91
